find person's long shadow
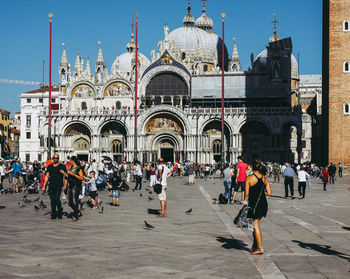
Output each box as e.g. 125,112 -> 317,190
292,240 -> 350,261
216,236 -> 249,251
147,208 -> 160,215
0,205 -> 5,209
342,227 -> 350,231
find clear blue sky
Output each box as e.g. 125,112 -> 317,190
0,0 -> 322,114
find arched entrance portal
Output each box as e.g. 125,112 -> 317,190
64,123 -> 91,161
239,121 -> 271,163
202,120 -> 231,163
100,121 -> 127,163
144,113 -> 185,163
154,136 -> 179,163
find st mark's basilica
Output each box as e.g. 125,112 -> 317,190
20,2 -> 302,164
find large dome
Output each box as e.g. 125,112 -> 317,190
254,49 -> 299,79
168,26 -> 219,64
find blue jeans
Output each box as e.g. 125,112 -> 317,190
8,173 -> 12,183
224,181 -> 232,201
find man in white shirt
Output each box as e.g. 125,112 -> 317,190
157,158 -> 172,217
133,161 -> 143,191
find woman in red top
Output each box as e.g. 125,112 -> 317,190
322,166 -> 329,191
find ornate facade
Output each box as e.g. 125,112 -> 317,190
20,3 -> 303,164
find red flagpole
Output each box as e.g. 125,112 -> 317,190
221,13 -> 226,163
48,13 -> 53,157
134,13 -> 138,161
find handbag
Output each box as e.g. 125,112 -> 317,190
234,180 -> 266,232
153,183 -> 162,194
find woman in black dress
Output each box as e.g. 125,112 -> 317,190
63,156 -> 84,221
244,159 -> 271,255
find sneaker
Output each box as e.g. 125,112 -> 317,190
92,206 -> 98,209
291,196 -> 295,200
298,196 -> 303,199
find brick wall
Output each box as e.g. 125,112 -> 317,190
327,0 -> 350,166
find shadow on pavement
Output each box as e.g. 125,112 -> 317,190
148,208 -> 160,215
0,205 -> 6,209
342,227 -> 350,231
270,195 -> 286,199
292,240 -> 350,261
216,236 -> 249,251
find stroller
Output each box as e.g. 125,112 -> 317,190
23,177 -> 40,194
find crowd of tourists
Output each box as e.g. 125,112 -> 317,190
0,155 -> 345,255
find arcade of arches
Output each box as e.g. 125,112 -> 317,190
54,117 -> 300,164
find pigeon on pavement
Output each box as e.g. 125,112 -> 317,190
18,202 -> 26,208
144,220 -> 155,229
139,193 -> 143,197
185,208 -> 192,214
33,197 -> 40,202
23,198 -> 32,204
148,196 -> 154,201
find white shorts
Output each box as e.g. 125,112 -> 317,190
157,186 -> 167,201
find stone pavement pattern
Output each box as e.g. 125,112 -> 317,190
0,175 -> 349,279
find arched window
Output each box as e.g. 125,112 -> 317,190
344,103 -> 350,114
146,73 -> 188,97
116,101 -> 121,109
112,140 -> 123,153
212,140 -> 222,154
344,21 -> 350,31
232,64 -> 237,72
182,52 -> 186,60
344,62 -> 350,73
203,65 -> 208,72
81,102 -> 87,110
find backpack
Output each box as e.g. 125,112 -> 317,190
218,193 -> 228,204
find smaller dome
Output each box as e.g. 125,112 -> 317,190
269,34 -> 281,43
195,7 -> 213,32
183,4 -> 195,27
111,34 -> 150,74
254,49 -> 299,79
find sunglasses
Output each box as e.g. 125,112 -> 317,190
53,157 -> 59,159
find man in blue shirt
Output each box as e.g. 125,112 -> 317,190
8,157 -> 24,193
283,163 -> 296,199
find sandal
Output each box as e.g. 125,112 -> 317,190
250,248 -> 264,255
249,247 -> 256,253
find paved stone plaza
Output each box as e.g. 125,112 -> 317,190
0,175 -> 350,279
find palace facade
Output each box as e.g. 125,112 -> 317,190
20,3 -> 303,164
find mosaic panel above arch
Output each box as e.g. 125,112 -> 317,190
71,84 -> 95,98
145,116 -> 183,135
104,81 -> 131,97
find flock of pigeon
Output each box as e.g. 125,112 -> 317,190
6,185 -> 192,229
